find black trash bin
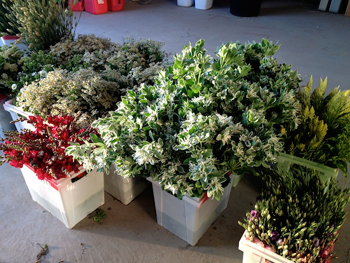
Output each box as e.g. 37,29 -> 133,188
230,0 -> 262,17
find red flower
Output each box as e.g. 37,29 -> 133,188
35,168 -> 46,180
1,115 -> 100,181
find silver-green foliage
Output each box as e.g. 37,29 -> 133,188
239,168 -> 350,262
67,39 -> 301,200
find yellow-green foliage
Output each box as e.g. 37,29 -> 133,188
283,77 -> 350,174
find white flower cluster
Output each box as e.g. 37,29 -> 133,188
17,68 -> 121,127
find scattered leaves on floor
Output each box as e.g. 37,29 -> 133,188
35,243 -> 49,263
90,208 -> 106,224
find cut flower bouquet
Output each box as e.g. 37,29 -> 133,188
239,167 -> 350,262
0,115 -> 99,181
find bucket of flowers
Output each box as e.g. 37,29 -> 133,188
66,38 -> 301,245
0,115 -> 105,228
239,167 -> 350,263
279,77 -> 350,181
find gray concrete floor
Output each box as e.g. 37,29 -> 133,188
1,0 -> 350,262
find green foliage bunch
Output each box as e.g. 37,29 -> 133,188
0,44 -> 25,96
16,68 -> 122,128
66,39 -> 301,200
239,168 -> 350,262
16,51 -> 58,90
49,34 -> 117,71
0,0 -> 20,36
282,77 -> 350,174
103,38 -> 168,89
49,36 -> 167,84
11,0 -> 79,51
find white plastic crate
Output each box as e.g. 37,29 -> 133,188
0,95 -> 16,135
147,176 -> 233,246
104,166 -> 148,205
195,0 -> 213,9
277,153 -> 338,185
232,172 -> 244,187
20,165 -> 104,228
177,0 -> 194,7
239,232 -> 293,263
3,100 -> 35,131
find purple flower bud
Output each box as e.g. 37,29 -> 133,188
270,230 -> 280,241
314,238 -> 320,247
249,210 -> 260,221
256,195 -> 262,202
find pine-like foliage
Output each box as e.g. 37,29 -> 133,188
282,77 -> 350,174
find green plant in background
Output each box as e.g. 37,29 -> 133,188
49,35 -> 167,84
0,0 -> 20,36
239,167 -> 350,262
16,50 -> 58,91
66,39 -> 301,200
10,0 -> 79,51
282,77 -> 350,174
49,34 -> 117,70
0,44 -> 25,96
16,68 -> 122,128
13,36 -> 168,122
103,38 -> 168,89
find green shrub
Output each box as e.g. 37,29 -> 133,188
66,39 -> 301,200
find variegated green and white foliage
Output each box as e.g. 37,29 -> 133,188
67,39 -> 301,200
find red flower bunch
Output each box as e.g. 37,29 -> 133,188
0,115 -> 99,181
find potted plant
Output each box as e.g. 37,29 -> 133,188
5,36 -> 166,204
66,39 -> 301,245
239,167 -> 350,263
0,115 -> 105,228
280,76 -> 350,177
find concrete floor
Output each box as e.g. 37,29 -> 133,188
1,0 -> 350,262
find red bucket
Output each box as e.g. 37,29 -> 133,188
108,0 -> 125,11
85,0 -> 108,14
69,0 -> 84,11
